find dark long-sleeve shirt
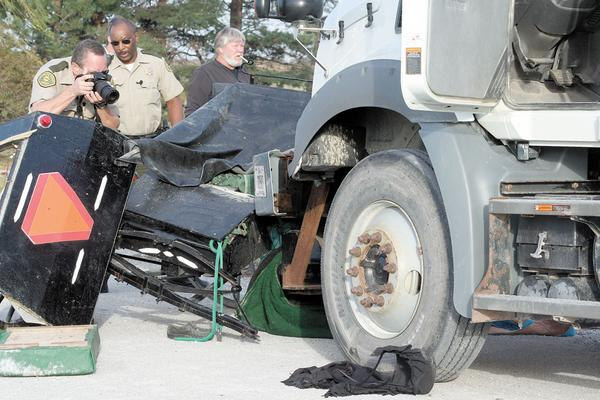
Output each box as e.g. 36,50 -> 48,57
184,60 -> 250,117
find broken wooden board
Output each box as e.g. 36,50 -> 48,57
0,324 -> 100,377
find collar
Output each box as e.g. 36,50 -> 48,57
215,58 -> 235,71
109,49 -> 150,70
214,58 -> 243,73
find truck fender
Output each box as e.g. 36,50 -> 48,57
420,123 -> 587,316
289,59 -> 456,177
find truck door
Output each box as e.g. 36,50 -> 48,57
401,0 -> 511,113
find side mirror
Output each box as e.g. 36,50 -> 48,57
277,0 -> 323,22
254,0 -> 323,22
255,0 -> 271,18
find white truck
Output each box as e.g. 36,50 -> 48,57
255,0 -> 600,381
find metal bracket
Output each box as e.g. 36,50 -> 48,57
571,217 -> 600,291
336,20 -> 345,45
365,2 -> 374,28
293,24 -> 335,77
282,181 -> 329,290
529,231 -> 549,260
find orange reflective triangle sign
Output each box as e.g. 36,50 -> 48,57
21,172 -> 94,245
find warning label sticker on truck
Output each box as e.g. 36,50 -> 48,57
406,47 -> 422,75
254,165 -> 267,198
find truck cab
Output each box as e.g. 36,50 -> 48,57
257,0 -> 600,381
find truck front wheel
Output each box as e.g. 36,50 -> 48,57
321,149 -> 488,382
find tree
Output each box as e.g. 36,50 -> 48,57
0,34 -> 42,122
0,0 -> 332,122
229,0 -> 243,29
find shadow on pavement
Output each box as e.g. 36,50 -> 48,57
470,330 -> 600,389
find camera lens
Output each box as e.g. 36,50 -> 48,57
94,80 -> 120,104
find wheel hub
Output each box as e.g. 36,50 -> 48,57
346,229 -> 397,311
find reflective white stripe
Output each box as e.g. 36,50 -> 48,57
177,256 -> 198,269
139,248 -> 161,254
13,173 -> 33,222
71,249 -> 85,285
163,251 -> 174,257
94,175 -> 108,211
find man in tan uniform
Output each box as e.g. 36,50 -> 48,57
107,17 -> 184,137
29,39 -> 119,130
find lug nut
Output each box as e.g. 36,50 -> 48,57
381,243 -> 393,254
383,263 -> 397,273
373,283 -> 394,295
349,247 -> 362,257
370,232 -> 382,243
360,297 -> 373,308
358,233 -> 370,244
346,266 -> 359,277
351,286 -> 364,296
382,283 -> 394,294
372,295 -> 385,307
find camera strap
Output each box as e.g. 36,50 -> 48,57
76,96 -> 85,118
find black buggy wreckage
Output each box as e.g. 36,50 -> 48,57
0,84 -> 310,339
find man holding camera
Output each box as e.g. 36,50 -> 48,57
29,39 -> 119,130
106,17 -> 184,137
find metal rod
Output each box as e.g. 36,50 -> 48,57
6,306 -> 15,323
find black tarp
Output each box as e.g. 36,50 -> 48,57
123,83 -> 309,239
126,173 -> 255,241
130,83 -> 310,187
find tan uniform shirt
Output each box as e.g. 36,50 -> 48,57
109,50 -> 183,136
29,56 -> 118,119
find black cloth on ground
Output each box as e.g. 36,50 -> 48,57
282,345 -> 435,397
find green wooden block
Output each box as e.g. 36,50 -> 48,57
0,325 -> 100,377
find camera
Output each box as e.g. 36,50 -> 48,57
86,72 -> 119,104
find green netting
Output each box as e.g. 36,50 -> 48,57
240,251 -> 332,339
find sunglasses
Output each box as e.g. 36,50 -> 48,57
110,39 -> 132,46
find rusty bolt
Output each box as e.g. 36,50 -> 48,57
373,283 -> 394,295
360,297 -> 373,308
382,283 -> 394,294
358,233 -> 371,244
346,266 -> 359,277
372,295 -> 385,307
383,263 -> 397,273
349,247 -> 362,257
381,243 -> 393,254
351,286 -> 364,296
370,232 -> 382,243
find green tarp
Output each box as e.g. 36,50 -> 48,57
240,251 -> 332,339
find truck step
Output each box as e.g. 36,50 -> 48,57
490,195 -> 600,217
501,180 -> 600,196
550,68 -> 574,87
473,294 -> 600,320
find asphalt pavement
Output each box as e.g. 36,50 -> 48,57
1,277 -> 599,400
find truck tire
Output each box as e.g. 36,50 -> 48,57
321,149 -> 488,382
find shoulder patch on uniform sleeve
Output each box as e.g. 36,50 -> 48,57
37,71 -> 57,88
48,60 -> 69,72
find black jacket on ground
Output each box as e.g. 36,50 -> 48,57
282,345 -> 435,397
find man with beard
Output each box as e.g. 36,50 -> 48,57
106,17 -> 184,137
184,27 -> 251,116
